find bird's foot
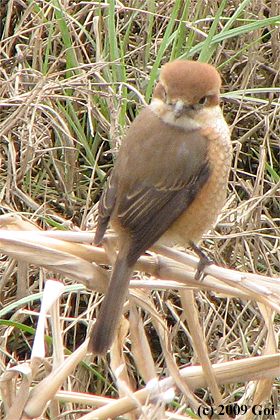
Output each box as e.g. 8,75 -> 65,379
190,241 -> 213,281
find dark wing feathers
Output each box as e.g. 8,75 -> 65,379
94,175 -> 117,245
121,162 -> 210,265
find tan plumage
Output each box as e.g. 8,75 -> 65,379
89,60 -> 232,354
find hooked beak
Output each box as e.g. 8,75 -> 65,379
173,99 -> 185,119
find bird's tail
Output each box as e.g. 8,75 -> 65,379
88,251 -> 134,354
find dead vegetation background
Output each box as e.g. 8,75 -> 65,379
0,0 -> 279,419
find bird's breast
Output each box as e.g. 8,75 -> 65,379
159,114 -> 232,247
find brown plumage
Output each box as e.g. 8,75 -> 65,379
89,60 -> 232,354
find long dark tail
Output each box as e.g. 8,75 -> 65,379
88,251 -> 134,354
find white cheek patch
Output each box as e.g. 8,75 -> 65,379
150,99 -> 200,132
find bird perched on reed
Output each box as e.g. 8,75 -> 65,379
89,60 -> 232,354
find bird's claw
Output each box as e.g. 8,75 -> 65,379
190,241 -> 213,281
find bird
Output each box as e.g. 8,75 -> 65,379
89,60 -> 232,355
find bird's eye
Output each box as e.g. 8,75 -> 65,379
198,96 -> 207,105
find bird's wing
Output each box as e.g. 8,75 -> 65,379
118,160 -> 210,265
94,174 -> 118,245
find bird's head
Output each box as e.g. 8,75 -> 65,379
151,60 -> 222,124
